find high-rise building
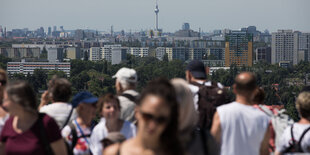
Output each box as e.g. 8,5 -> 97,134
225,31 -> 253,67
255,47 -> 271,63
48,27 -> 52,36
89,47 -> 101,61
156,47 -> 166,60
47,48 -> 64,62
189,48 -> 206,60
182,23 -> 190,30
298,33 -> 310,62
112,47 -> 127,65
166,47 -> 189,61
271,30 -> 299,65
129,47 -> 149,57
75,29 -> 84,40
66,47 -> 81,60
0,47 -> 40,59
53,26 -> 57,32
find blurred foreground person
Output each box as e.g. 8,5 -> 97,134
90,94 -> 136,155
113,67 -> 139,123
0,69 -> 9,133
39,77 -> 77,128
171,78 -> 219,155
0,81 -> 67,155
211,72 -> 270,155
101,132 -> 126,150
104,78 -> 184,155
62,91 -> 98,155
276,92 -> 310,154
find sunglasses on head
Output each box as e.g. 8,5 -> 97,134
139,110 -> 169,124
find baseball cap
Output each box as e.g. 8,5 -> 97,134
72,91 -> 98,108
112,67 -> 137,83
186,60 -> 206,79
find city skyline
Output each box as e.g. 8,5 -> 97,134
1,0 -> 310,33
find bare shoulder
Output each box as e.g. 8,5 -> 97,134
103,143 -> 120,155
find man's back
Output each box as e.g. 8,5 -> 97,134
217,102 -> 270,155
118,89 -> 139,122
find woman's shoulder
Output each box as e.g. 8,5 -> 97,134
104,139 -> 135,155
103,143 -> 121,155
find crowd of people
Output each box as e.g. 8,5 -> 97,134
0,60 -> 309,155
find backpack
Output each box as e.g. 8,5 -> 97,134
191,81 -> 228,130
258,105 -> 294,149
61,107 -> 76,155
283,124 -> 310,153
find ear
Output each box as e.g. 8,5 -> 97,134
185,71 -> 192,82
232,84 -> 237,94
135,106 -> 140,120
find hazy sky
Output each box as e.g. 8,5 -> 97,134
1,0 -> 309,33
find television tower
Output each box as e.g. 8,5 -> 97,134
154,0 -> 159,31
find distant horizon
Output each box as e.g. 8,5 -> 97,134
1,0 -> 309,33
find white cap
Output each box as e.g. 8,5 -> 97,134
112,67 -> 137,83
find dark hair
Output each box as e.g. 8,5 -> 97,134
138,78 -> 183,155
235,72 -> 257,96
252,87 -> 265,104
6,81 -> 37,114
48,77 -> 72,102
97,93 -> 120,116
0,69 -> 7,86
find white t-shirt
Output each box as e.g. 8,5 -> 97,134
90,118 -> 136,155
62,120 -> 92,155
217,102 -> 270,155
277,123 -> 310,153
188,81 -> 224,110
40,102 -> 77,128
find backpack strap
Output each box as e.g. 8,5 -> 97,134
38,114 -> 54,155
69,122 -> 78,151
297,126 -> 310,152
121,93 -> 136,103
283,125 -> 297,153
62,106 -> 74,130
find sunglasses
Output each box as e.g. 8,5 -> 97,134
139,110 -> 169,124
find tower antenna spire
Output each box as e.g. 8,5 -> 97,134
154,0 -> 159,31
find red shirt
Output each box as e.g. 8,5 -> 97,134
0,113 -> 62,155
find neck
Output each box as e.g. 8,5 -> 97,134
76,117 -> 91,127
0,107 -> 7,118
236,95 -> 252,105
298,118 -> 310,124
16,110 -> 37,122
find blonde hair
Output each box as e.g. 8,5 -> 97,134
296,92 -> 310,120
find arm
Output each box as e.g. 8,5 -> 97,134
50,139 -> 67,155
38,91 -> 50,110
260,124 -> 271,155
211,111 -> 221,145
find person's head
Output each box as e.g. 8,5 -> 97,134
295,92 -> 310,121
112,67 -> 137,94
3,81 -> 37,116
233,72 -> 257,99
72,91 -> 98,125
171,78 -> 198,132
136,78 -> 181,153
252,87 -> 265,105
101,132 -> 126,149
0,69 -> 8,105
97,93 -> 121,120
186,60 -> 207,82
48,76 -> 72,103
